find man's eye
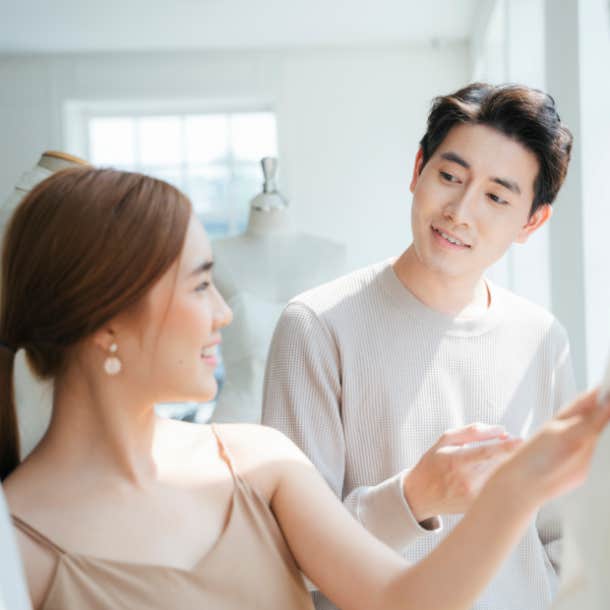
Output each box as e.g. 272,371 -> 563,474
440,171 -> 459,183
196,281 -> 210,292
488,193 -> 508,205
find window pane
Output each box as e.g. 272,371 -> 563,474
138,116 -> 182,166
87,109 -> 277,240
185,115 -> 228,164
89,117 -> 135,167
230,113 -> 277,161
229,163 -> 262,229
141,166 -> 184,191
204,219 -> 231,239
185,166 -> 229,215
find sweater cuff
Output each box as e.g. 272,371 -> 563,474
356,470 -> 443,552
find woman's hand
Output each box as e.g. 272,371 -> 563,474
492,388 -> 610,510
391,389 -> 610,610
256,391 -> 610,610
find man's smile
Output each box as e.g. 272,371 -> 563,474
431,225 -> 472,249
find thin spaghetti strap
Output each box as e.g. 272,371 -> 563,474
11,515 -> 66,555
210,424 -> 238,480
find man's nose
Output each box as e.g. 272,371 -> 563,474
442,187 -> 476,226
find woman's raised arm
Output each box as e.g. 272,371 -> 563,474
266,389 -> 610,610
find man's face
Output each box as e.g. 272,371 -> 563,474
410,123 -> 550,280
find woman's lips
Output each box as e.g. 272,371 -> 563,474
201,343 -> 219,367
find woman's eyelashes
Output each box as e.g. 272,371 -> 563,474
195,280 -> 210,292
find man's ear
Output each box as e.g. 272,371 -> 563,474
514,204 -> 553,244
409,147 -> 425,194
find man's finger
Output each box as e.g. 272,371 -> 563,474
439,438 -> 524,462
436,423 -> 509,447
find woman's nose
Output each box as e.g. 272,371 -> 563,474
212,288 -> 233,329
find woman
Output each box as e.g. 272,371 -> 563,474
0,167 -> 607,610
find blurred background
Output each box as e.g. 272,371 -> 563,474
0,0 -> 608,391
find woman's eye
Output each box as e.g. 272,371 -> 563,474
440,171 -> 459,183
196,281 -> 210,292
488,193 -> 508,205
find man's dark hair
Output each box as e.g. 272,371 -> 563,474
419,82 -> 573,215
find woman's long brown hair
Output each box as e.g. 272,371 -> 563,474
0,167 -> 192,480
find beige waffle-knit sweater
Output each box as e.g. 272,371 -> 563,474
262,259 -> 576,610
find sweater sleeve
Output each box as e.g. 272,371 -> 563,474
536,322 -> 577,575
261,301 -> 440,552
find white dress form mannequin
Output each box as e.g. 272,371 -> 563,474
0,151 -> 87,231
0,151 -> 88,459
211,158 -> 347,423
553,425 -> 610,609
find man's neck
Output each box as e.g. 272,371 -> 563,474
393,245 -> 489,316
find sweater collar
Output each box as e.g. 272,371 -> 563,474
379,259 -> 504,337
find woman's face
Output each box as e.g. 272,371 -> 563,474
115,215 -> 232,404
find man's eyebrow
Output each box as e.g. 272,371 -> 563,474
440,151 -> 470,169
441,151 -> 522,195
190,260 -> 214,276
492,177 -> 521,195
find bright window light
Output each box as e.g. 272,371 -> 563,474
88,110 -> 277,238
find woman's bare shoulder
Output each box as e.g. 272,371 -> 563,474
2,462 -> 58,609
210,423 -> 313,498
2,454 -> 52,517
212,422 -> 307,462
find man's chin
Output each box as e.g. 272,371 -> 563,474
422,256 -> 469,279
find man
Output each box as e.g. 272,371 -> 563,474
262,83 -> 575,610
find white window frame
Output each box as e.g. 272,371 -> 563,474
62,98 -> 277,236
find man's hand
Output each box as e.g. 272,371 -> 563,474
403,424 -> 523,522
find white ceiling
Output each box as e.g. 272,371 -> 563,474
0,0 -> 480,54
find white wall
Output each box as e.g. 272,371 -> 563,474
470,0 -> 552,314
579,0 -> 610,387
470,0 -> 610,390
546,0 -> 610,389
0,44 -> 469,271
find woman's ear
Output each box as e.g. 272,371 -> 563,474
514,204 -> 553,244
91,327 -> 117,352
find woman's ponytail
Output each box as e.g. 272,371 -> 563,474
0,343 -> 19,481
0,166 -> 192,481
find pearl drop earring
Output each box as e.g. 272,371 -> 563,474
104,342 -> 122,375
